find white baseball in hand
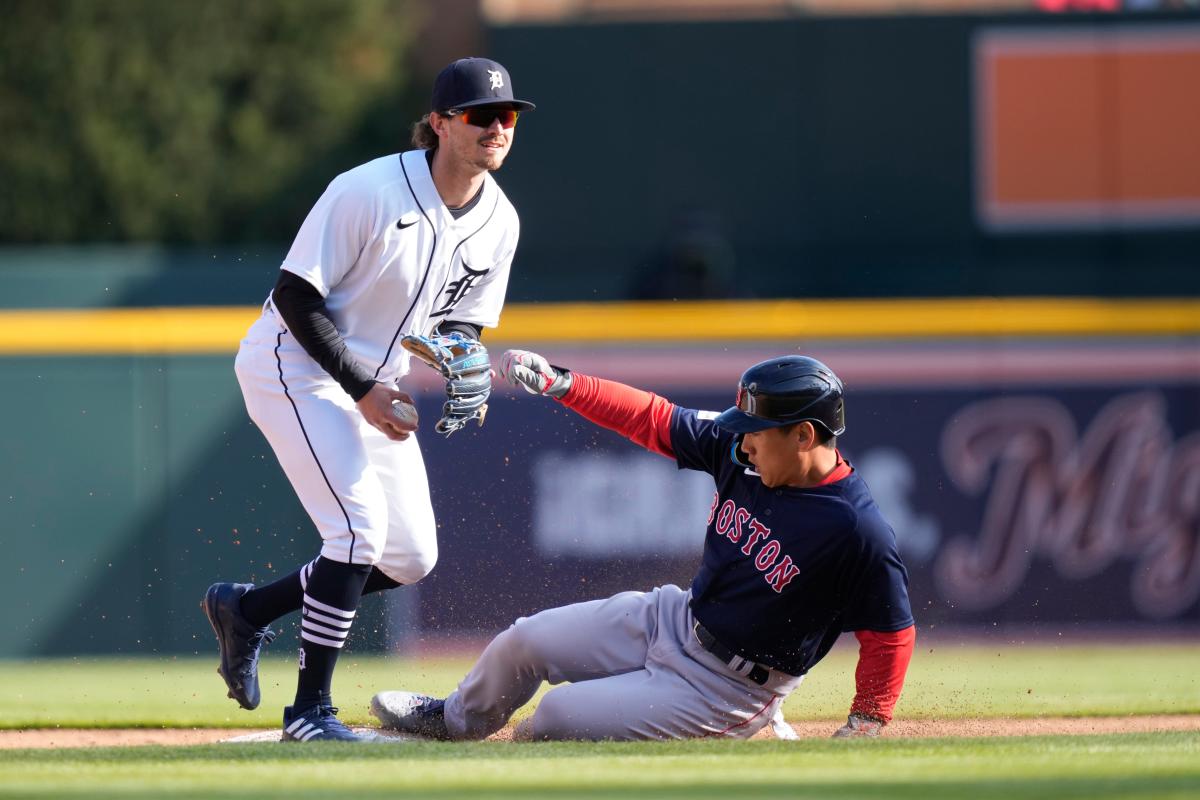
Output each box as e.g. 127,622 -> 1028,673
391,399 -> 419,427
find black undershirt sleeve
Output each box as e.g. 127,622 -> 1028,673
271,271 -> 377,401
272,272 -> 485,401
436,319 -> 483,340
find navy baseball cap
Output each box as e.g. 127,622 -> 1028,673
431,57 -> 536,113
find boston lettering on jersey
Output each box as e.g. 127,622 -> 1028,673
706,495 -> 801,593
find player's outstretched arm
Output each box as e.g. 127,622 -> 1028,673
833,625 -> 917,738
499,349 -> 675,458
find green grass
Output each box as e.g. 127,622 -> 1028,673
1,641 -> 1197,728
1,642 -> 1198,799
1,734 -> 1198,799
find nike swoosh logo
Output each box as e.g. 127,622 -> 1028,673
396,212 -> 421,230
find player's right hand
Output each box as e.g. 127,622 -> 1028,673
356,383 -> 418,441
499,349 -> 572,399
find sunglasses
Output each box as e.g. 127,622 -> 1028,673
447,107 -> 519,129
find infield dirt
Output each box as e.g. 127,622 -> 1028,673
3,715 -> 1199,749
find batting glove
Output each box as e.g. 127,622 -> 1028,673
832,713 -> 885,738
499,349 -> 572,399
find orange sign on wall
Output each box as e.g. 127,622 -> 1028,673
976,25 -> 1200,231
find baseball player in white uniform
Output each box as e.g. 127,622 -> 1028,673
201,57 -> 535,742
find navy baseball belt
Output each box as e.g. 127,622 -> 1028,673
692,621 -> 771,686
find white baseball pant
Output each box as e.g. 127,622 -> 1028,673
234,308 -> 438,584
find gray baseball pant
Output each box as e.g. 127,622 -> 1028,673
442,584 -> 803,741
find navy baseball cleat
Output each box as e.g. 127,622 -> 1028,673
370,691 -> 451,740
282,704 -> 374,742
201,582 -> 276,710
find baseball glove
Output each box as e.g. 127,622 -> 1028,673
401,333 -> 491,436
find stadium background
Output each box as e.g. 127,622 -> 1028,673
1,0 -> 1198,661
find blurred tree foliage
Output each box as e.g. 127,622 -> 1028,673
0,0 -> 421,242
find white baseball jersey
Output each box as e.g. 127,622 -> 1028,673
235,149 -> 518,576
273,149 -> 518,384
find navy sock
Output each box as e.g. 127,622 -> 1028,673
238,567 -> 303,629
239,562 -> 402,629
364,568 -> 403,594
293,557 -> 371,712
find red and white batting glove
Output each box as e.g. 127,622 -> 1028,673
499,349 -> 572,399
832,713 -> 885,738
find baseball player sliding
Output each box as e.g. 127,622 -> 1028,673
201,58 -> 534,741
372,352 -> 916,740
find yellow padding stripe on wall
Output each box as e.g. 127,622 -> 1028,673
0,298 -> 1196,354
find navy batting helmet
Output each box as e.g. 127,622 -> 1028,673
714,356 -> 846,436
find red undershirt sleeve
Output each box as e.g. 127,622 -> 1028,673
558,373 -> 676,458
850,625 -> 916,723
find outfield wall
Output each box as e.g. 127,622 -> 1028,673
1,302 -> 1197,657
487,14 -> 1200,301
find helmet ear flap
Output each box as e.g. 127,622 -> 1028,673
730,434 -> 753,468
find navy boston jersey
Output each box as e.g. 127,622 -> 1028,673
671,408 -> 914,677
